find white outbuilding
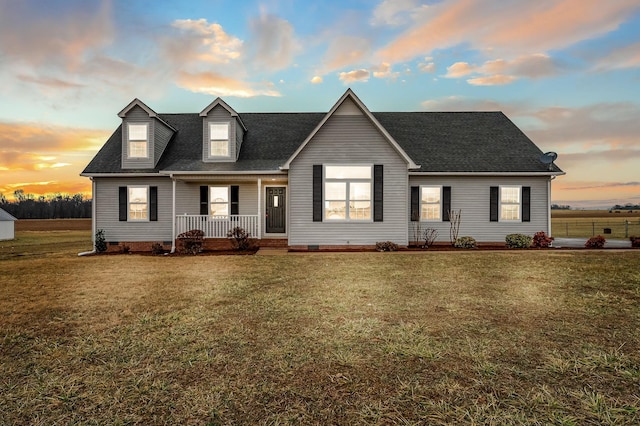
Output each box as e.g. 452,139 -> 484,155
0,208 -> 17,240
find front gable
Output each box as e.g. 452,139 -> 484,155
281,89 -> 419,170
200,98 -> 247,163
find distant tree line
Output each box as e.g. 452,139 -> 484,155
0,190 -> 91,219
611,203 -> 640,210
551,204 -> 571,210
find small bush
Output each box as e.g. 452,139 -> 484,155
422,228 -> 438,248
95,229 -> 107,253
178,229 -> 204,255
376,241 -> 399,252
454,236 -> 477,249
151,243 -> 164,255
532,231 -> 554,248
505,233 -> 533,249
227,226 -> 254,251
585,235 -> 606,249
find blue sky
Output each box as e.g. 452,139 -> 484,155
1,0 -> 639,208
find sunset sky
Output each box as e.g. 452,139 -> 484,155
1,0 -> 639,208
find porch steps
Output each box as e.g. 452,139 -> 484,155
256,247 -> 289,256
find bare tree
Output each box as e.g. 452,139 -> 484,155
449,209 -> 461,246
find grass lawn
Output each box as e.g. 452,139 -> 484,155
552,210 -> 640,239
1,229 -> 640,424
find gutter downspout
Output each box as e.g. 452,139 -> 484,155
170,176 -> 177,253
548,175 -> 556,237
78,177 -> 97,256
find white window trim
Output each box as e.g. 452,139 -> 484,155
128,185 -> 149,222
323,164 -> 373,222
209,185 -> 230,218
127,123 -> 149,159
208,122 -> 230,158
420,185 -> 442,222
499,185 -> 522,222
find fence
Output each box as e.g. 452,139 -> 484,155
551,219 -> 640,239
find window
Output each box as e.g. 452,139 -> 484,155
420,186 -> 441,221
209,123 -> 229,157
324,165 -> 371,220
500,186 -> 520,221
209,186 -> 229,217
128,186 -> 148,220
127,123 -> 148,158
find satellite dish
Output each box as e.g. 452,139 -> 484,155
540,151 -> 558,169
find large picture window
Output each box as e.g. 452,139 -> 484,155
324,165 -> 371,220
209,123 -> 229,157
209,186 -> 229,217
500,186 -> 521,221
420,186 -> 441,221
127,123 -> 148,158
128,186 -> 148,220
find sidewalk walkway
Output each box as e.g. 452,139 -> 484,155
552,238 -> 632,248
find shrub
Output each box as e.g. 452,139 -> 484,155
505,233 -> 533,249
630,236 -> 640,248
454,236 -> 477,249
178,229 -> 204,255
227,226 -> 254,251
422,228 -> 438,248
585,235 -> 606,249
95,229 -> 107,253
532,231 -> 554,248
151,243 -> 164,255
376,241 -> 399,252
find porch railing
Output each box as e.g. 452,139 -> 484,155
176,215 -> 259,239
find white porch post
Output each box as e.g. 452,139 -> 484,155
171,176 -> 177,253
257,178 -> 262,238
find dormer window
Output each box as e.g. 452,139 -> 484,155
209,123 -> 230,157
127,123 -> 149,158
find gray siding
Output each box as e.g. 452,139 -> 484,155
153,119 -> 174,165
94,177 -> 173,242
202,105 -> 236,162
289,114 -> 409,246
235,120 -> 244,161
121,105 -> 154,169
408,176 -> 550,243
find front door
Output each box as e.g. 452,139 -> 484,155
266,187 -> 286,233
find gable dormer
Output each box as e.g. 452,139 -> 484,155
118,98 -> 175,169
199,98 -> 247,162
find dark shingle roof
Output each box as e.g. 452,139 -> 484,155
82,111 -> 562,174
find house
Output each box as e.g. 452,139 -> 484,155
82,89 -> 564,251
0,208 -> 17,241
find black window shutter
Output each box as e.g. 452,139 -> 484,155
119,187 -> 127,221
490,186 -> 499,222
373,165 -> 383,222
313,165 -> 323,222
230,185 -> 239,215
200,186 -> 208,215
410,186 -> 419,221
149,186 -> 158,221
442,186 -> 451,222
522,186 -> 531,222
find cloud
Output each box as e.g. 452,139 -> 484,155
338,69 -> 371,84
446,62 -> 474,78
0,0 -> 113,70
418,61 -> 435,73
467,75 -> 516,86
593,41 -> 640,71
246,13 -> 300,71
371,62 -> 400,80
16,74 -> 85,89
169,19 -> 243,64
176,71 -> 281,97
375,0 -> 640,63
310,76 -> 323,84
320,36 -> 372,74
371,0 -> 421,26
562,181 -> 640,191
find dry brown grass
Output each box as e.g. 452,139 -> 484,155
1,230 -> 640,424
552,210 -> 640,239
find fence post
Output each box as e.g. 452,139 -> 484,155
625,220 -> 629,238
592,222 -> 595,236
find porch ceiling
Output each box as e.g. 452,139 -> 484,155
170,174 -> 288,183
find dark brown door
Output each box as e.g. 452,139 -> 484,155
266,187 -> 286,233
